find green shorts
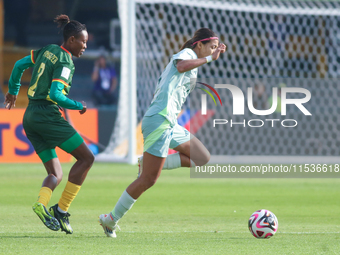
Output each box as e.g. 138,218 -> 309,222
23,100 -> 84,162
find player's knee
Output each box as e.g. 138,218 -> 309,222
87,152 -> 95,166
78,151 -> 95,168
56,174 -> 63,185
141,176 -> 158,189
195,151 -> 210,166
50,173 -> 62,185
203,151 -> 210,165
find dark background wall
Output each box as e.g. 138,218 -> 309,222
4,0 -> 119,49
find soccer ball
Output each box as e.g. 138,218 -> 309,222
248,209 -> 278,238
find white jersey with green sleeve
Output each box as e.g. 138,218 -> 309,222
144,48 -> 198,125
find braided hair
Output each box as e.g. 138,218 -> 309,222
54,14 -> 87,42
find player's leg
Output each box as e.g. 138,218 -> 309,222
128,152 -> 165,198
32,152 -> 63,232
23,105 -> 62,231
27,104 -> 94,234
100,152 -> 165,237
138,124 -> 210,175
99,115 -> 169,237
152,135 -> 210,170
49,134 -> 94,234
167,123 -> 210,167
66,140 -> 94,186
42,156 -> 63,188
36,155 -> 63,204
172,134 -> 210,167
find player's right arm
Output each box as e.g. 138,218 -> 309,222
176,43 -> 226,73
4,55 -> 35,109
176,58 -> 208,73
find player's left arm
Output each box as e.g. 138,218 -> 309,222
50,61 -> 85,113
49,81 -> 84,111
4,55 -> 35,109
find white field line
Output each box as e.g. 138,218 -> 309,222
0,231 -> 339,234
121,231 -> 340,234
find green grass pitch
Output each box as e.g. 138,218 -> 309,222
0,163 -> 340,254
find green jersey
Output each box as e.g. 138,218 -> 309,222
28,44 -> 74,102
8,44 -> 83,110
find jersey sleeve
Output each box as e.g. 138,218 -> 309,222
172,48 -> 197,67
8,55 -> 35,95
50,81 -> 83,110
51,60 -> 73,85
49,56 -> 81,110
31,48 -> 43,64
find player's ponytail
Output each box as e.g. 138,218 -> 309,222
180,38 -> 196,51
180,28 -> 218,51
54,14 -> 70,28
54,14 -> 87,42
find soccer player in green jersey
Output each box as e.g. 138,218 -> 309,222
3,14 -> 94,234
99,28 -> 226,237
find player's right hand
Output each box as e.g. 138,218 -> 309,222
4,92 -> 17,110
79,101 -> 87,114
212,43 -> 227,61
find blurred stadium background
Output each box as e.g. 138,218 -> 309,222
1,0 -> 120,104
0,0 -> 121,162
1,0 -> 340,164
1,1 -> 340,254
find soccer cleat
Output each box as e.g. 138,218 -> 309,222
32,202 -> 60,231
99,213 -> 120,238
49,204 -> 73,234
137,157 -> 143,178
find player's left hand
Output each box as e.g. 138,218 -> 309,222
212,43 -> 227,61
79,101 -> 87,114
219,43 -> 226,54
4,92 -> 17,110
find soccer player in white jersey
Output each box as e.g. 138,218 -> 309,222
99,28 -> 226,237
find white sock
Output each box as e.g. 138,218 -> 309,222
111,190 -> 136,223
190,160 -> 196,167
57,206 -> 67,214
163,153 -> 182,170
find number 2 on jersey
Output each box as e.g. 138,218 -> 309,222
28,62 -> 45,97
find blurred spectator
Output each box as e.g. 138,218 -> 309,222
91,56 -> 118,107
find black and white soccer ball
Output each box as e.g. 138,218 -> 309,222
248,209 -> 278,238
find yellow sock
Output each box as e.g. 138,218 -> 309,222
58,181 -> 81,212
37,187 -> 52,207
